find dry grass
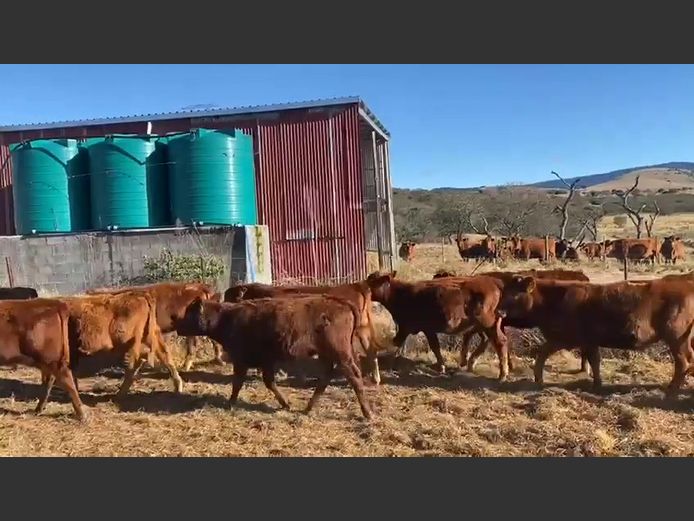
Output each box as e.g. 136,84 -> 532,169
598,212 -> 694,242
2,243 -> 694,457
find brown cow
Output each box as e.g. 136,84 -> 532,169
0,298 -> 85,421
604,238 -> 660,264
175,295 -> 373,419
660,236 -> 686,265
433,269 -> 590,374
498,276 -> 694,394
61,292 -> 184,398
398,241 -> 416,262
224,280 -> 390,384
508,236 -> 556,262
581,242 -> 605,260
366,272 -> 509,380
87,282 -> 223,371
454,234 -> 497,262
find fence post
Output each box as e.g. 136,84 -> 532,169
441,237 -> 445,263
5,257 -> 15,288
544,235 -> 549,264
601,238 -> 607,264
623,255 -> 628,281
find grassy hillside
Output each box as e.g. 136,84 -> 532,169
528,162 -> 694,190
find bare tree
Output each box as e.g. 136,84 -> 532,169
550,171 -> 581,240
495,202 -> 541,237
432,198 -> 490,239
644,200 -> 661,238
580,204 -> 606,242
620,176 -> 648,238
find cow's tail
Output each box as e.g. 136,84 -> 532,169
59,304 -> 72,369
143,294 -> 161,366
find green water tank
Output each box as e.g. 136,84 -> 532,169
167,129 -> 258,226
10,139 -> 91,234
88,135 -> 170,229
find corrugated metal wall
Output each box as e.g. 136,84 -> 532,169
0,104 -> 381,283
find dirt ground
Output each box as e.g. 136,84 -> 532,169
2,244 -> 694,457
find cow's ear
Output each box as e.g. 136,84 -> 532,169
238,287 -> 248,299
675,236 -> 681,241
522,277 -> 536,294
192,296 -> 205,314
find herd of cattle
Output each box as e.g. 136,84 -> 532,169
399,234 -> 687,264
2,263 -> 694,422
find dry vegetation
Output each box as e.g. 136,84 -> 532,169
2,244 -> 694,457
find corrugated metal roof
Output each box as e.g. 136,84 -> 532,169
0,96 -> 390,138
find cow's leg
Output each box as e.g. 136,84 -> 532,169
337,353 -> 372,420
304,359 -> 335,414
211,339 -> 226,366
35,369 -> 56,415
666,347 -> 690,398
459,330 -> 478,368
466,337 -> 488,372
54,365 -> 86,422
154,337 -> 184,394
182,336 -> 197,371
423,331 -> 446,373
392,328 -> 410,357
356,329 -> 379,385
584,347 -> 602,389
534,342 -> 563,385
487,327 -> 509,382
262,363 -> 290,410
228,364 -> 248,407
116,354 -> 146,398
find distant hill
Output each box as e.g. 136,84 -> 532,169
529,162 -> 694,191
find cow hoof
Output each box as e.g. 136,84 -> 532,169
214,358 -> 226,366
433,364 -> 446,374
76,411 -> 89,423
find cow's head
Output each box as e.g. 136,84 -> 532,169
433,269 -> 457,279
177,296 -> 208,336
482,235 -> 497,256
366,271 -> 396,303
224,285 -> 248,303
399,241 -> 416,261
499,275 -> 536,318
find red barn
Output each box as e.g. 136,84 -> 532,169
0,97 -> 395,283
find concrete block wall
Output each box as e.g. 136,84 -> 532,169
0,225 -> 271,295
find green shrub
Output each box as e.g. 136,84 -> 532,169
142,249 -> 225,284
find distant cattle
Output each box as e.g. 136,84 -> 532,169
224,280 -> 389,384
660,236 -> 686,265
0,286 -> 38,300
454,234 -> 497,262
398,241 -> 416,262
366,271 -> 509,380
61,291 -> 184,398
0,298 -> 84,421
498,276 -> 694,394
556,239 -> 580,261
175,295 -> 374,419
507,236 -> 557,262
604,238 -> 659,264
87,282 -> 222,371
580,242 -> 605,260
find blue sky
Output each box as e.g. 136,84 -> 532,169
2,64 -> 694,189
